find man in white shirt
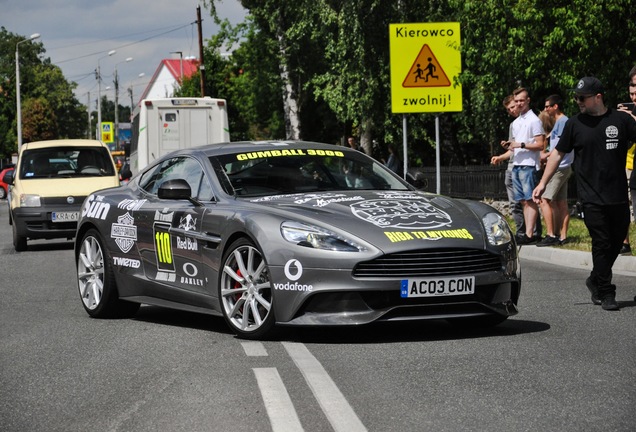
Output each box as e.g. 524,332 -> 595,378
507,87 -> 545,245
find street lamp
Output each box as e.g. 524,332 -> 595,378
16,33 -> 41,147
114,57 -> 133,149
96,50 -> 116,140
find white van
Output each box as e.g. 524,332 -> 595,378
4,139 -> 120,251
129,97 -> 230,176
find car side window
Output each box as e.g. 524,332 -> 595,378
139,156 -> 213,200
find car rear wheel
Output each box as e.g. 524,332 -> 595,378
219,238 -> 275,339
77,229 -> 139,318
12,221 -> 27,252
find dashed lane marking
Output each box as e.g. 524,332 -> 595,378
241,341 -> 268,356
254,367 -> 304,432
282,342 -> 367,432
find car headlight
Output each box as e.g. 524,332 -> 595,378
482,212 -> 512,246
281,221 -> 366,252
20,194 -> 41,207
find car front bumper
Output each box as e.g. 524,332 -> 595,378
12,203 -> 82,240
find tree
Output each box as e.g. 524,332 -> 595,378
22,98 -> 57,142
0,27 -> 89,160
201,2 -> 636,166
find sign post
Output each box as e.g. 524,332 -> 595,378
389,22 -> 462,193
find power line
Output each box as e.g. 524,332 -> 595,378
54,22 -> 195,65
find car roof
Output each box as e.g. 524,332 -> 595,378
20,139 -> 109,152
181,140 -> 355,157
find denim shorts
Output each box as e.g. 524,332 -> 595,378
512,165 -> 538,201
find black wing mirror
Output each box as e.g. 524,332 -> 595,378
3,170 -> 14,185
158,179 -> 192,200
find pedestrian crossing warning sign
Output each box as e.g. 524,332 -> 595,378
389,22 -> 462,113
402,45 -> 450,88
101,122 -> 114,144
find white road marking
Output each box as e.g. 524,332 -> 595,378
282,342 -> 367,432
241,341 -> 268,356
253,367 -> 304,432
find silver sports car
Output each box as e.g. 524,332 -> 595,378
75,141 -> 520,339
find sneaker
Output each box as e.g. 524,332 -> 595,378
558,238 -> 568,245
516,234 -> 537,245
619,243 -> 631,255
536,235 -> 560,247
585,277 -> 602,305
601,296 -> 619,311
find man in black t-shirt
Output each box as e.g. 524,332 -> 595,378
533,77 -> 636,311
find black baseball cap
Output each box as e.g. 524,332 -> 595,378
573,77 -> 605,95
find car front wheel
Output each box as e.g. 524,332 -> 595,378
12,220 -> 27,252
219,238 -> 275,339
76,229 -> 139,318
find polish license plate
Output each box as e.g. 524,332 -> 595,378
400,276 -> 475,298
52,211 -> 79,223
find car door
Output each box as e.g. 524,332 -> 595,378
135,156 -> 215,298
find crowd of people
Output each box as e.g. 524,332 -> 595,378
491,69 -> 636,311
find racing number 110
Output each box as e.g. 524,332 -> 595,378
155,231 -> 172,264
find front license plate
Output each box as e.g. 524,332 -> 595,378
400,276 -> 475,298
52,211 -> 79,223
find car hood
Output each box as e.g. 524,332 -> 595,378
247,190 -> 491,252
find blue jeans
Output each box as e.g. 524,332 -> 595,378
512,165 -> 538,202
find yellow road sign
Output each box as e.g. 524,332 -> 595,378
389,22 -> 462,113
101,122 -> 114,144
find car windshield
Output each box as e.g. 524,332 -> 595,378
211,147 -> 410,197
19,147 -> 115,179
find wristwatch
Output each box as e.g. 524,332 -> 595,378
520,142 -> 526,149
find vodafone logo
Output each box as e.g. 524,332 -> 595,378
284,259 -> 303,281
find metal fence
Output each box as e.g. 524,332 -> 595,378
407,164 -> 578,202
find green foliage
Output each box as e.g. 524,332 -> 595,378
221,0 -> 635,166
22,98 -> 57,142
0,27 -> 87,161
450,0 -> 636,164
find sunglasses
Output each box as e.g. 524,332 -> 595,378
573,94 -> 595,102
544,104 -> 554,109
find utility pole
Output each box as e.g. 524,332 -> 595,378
197,5 -> 206,97
87,92 -> 91,139
114,72 -> 119,148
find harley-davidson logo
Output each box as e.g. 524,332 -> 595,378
111,212 -> 137,253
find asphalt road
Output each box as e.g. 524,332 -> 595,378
0,201 -> 634,432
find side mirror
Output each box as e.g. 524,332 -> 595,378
158,179 -> 192,200
3,170 -> 14,185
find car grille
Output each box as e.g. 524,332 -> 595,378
41,196 -> 87,205
353,248 -> 502,278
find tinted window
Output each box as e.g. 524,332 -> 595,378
210,147 -> 409,197
139,156 -> 213,200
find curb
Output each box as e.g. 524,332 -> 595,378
518,245 -> 636,277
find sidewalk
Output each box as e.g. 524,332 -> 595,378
518,245 -> 636,277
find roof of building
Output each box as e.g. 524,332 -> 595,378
138,58 -> 199,103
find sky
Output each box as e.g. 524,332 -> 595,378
3,0 -> 247,108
